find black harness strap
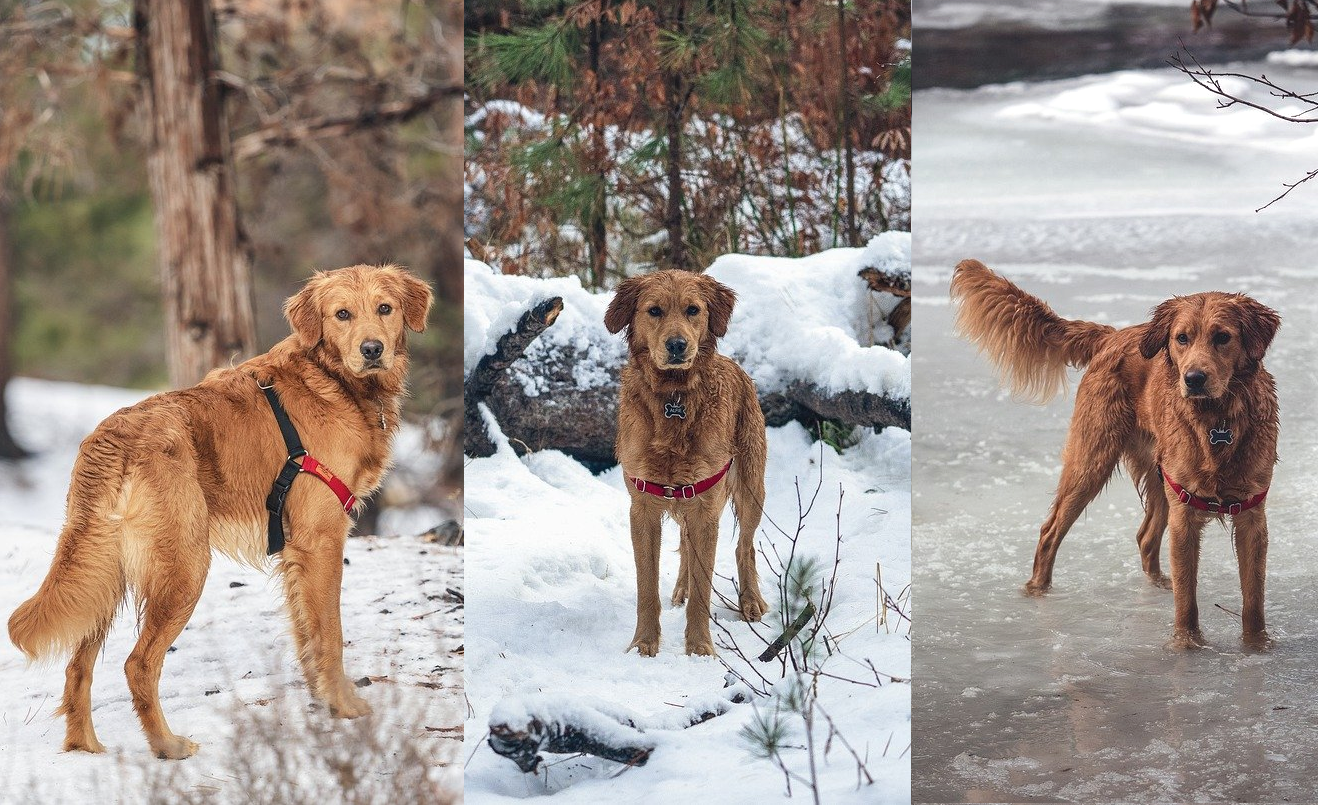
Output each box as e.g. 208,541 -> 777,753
261,384 -> 307,555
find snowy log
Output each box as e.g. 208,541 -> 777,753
487,692 -> 740,774
488,716 -> 654,773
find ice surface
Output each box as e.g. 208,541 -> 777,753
914,74 -> 1318,802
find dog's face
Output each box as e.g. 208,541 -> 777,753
1139,293 -> 1280,399
285,264 -> 433,376
604,270 -> 736,370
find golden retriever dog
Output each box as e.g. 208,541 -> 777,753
604,270 -> 769,656
951,259 -> 1279,649
8,264 -> 432,758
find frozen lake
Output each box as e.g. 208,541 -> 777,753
913,65 -> 1318,802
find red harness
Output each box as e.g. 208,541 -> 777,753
628,459 -> 733,500
297,455 -> 358,512
1159,465 -> 1267,516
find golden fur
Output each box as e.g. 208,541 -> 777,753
604,270 -> 769,656
951,259 -> 1280,648
7,264 -> 432,758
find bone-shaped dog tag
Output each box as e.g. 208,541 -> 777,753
1209,428 -> 1233,446
664,402 -> 686,419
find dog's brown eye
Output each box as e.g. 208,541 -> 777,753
686,305 -> 699,316
336,309 -> 351,321
1175,333 -> 1188,345
648,306 -> 662,317
1213,332 -> 1230,345
378,303 -> 392,316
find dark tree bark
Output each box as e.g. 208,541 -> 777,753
661,0 -> 691,271
135,0 -> 256,389
838,0 -> 858,246
587,12 -> 609,289
0,196 -> 29,459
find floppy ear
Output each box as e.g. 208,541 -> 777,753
1139,299 -> 1176,360
700,274 -> 736,338
1236,296 -> 1280,363
604,276 -> 644,335
284,273 -> 326,349
394,269 -> 434,333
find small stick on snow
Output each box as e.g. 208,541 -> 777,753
758,601 -> 817,662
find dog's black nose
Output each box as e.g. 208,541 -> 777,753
665,337 -> 687,357
1184,370 -> 1207,390
360,340 -> 384,361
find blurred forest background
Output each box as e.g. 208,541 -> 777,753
0,0 -> 462,516
464,0 -> 911,287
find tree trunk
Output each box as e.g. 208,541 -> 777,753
0,195 -> 28,459
838,0 -> 858,246
587,13 -> 608,289
662,0 -> 690,271
135,0 -> 256,389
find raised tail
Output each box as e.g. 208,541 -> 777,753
950,259 -> 1115,403
8,441 -> 127,661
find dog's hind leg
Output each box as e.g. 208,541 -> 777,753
671,526 -> 689,606
1026,376 -> 1129,595
125,552 -> 208,759
1134,466 -> 1171,588
56,623 -> 110,753
730,382 -> 769,622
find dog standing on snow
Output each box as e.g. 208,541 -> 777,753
8,265 -> 432,758
604,270 -> 769,657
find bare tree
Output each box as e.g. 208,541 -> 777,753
0,195 -> 28,458
134,0 -> 256,388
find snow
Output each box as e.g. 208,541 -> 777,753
707,232 -> 912,398
463,265 -> 911,801
0,378 -> 463,802
464,234 -> 911,402
996,68 -> 1318,154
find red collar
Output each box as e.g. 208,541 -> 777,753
1159,465 -> 1267,516
628,459 -> 733,500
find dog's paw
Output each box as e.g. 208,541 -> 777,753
671,581 -> 688,607
685,639 -> 717,657
1146,572 -> 1173,590
1022,581 -> 1051,597
330,694 -> 373,719
627,634 -> 661,657
739,589 -> 769,622
64,735 -> 105,754
151,734 -> 200,760
1170,628 -> 1208,651
1243,630 -> 1274,651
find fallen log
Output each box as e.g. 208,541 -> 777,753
487,692 -> 741,774
465,288 -> 912,465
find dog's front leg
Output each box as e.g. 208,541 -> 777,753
1233,507 -> 1270,647
627,498 -> 664,657
281,515 -> 371,718
1167,502 -> 1207,649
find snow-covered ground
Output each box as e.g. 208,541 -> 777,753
463,254 -> 912,802
0,379 -> 462,803
914,66 -> 1318,802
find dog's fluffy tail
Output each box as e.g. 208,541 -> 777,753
8,438 -> 126,661
951,259 -> 1116,403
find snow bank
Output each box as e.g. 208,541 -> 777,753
464,232 -> 911,403
997,68 -> 1318,153
708,231 -> 911,399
